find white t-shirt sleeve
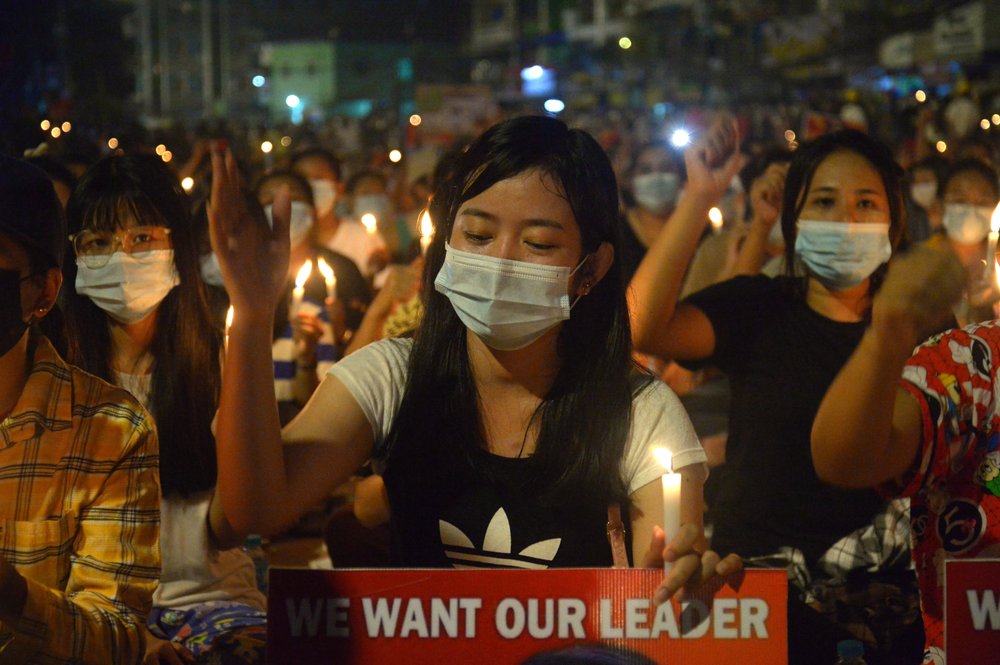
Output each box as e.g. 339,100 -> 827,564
327,338 -> 411,447
622,380 -> 706,494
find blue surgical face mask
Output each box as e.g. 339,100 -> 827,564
308,179 -> 337,217
794,220 -> 891,291
942,203 -> 994,245
199,252 -> 225,287
354,193 -> 391,221
632,172 -> 679,212
434,243 -> 589,351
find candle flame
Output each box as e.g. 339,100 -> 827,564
295,260 -> 313,288
361,213 -> 378,234
708,207 -> 723,229
652,447 -> 674,473
225,306 -> 234,330
992,203 -> 1000,234
316,257 -> 335,282
420,209 -> 434,238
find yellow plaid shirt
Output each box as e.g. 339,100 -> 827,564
0,335 -> 160,664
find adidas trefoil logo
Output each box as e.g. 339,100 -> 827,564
439,507 -> 561,569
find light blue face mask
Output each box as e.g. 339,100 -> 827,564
434,243 -> 589,351
354,194 -> 391,221
794,220 -> 891,291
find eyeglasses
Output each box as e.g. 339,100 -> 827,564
70,226 -> 173,268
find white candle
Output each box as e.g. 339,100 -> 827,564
316,257 -> 337,302
653,447 -> 682,574
419,208 -> 434,256
292,260 -> 312,318
361,213 -> 378,236
224,305 -> 234,353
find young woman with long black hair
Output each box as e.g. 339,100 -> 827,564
63,153 -> 265,664
630,125 -> 924,664
210,116 -> 739,600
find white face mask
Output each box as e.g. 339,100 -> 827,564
199,252 -> 224,287
354,193 -> 392,221
632,172 -> 680,212
910,182 -> 937,209
308,179 -> 337,217
264,200 -> 314,249
794,220 -> 891,291
434,243 -> 587,351
76,250 -> 180,324
943,203 -> 994,245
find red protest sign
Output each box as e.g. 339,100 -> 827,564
945,558 -> 1000,662
267,568 -> 787,664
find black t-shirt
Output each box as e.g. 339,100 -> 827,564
683,275 -> 884,565
384,448 -> 621,569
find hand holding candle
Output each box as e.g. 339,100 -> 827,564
292,260 -> 312,318
653,447 -> 682,575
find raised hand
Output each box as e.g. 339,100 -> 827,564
684,114 -> 743,208
749,161 -> 789,232
207,146 -> 290,319
873,242 -> 966,345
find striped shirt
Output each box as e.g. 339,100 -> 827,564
0,335 -> 160,664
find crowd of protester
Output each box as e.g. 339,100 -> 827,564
2,90 -> 1000,665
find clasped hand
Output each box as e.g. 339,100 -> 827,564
640,523 -> 742,605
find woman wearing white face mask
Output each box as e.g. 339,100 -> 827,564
289,147 -> 342,247
63,154 -> 267,664
631,127 -> 926,664
933,159 -> 1000,325
209,116 -> 740,605
620,142 -> 684,281
903,156 -> 946,243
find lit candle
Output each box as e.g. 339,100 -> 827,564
316,257 -> 337,302
988,203 -> 1000,269
361,213 -> 378,236
988,204 -> 1000,320
224,306 -> 234,352
653,447 -> 682,574
292,260 -> 312,318
419,208 -> 434,256
708,207 -> 724,233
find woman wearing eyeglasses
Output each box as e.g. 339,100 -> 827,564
63,153 -> 266,665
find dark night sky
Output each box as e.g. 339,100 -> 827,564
253,0 -> 469,43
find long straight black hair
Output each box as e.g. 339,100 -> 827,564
781,129 -> 907,298
63,153 -> 221,497
381,116 -> 646,543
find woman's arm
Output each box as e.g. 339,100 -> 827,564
208,149 -> 374,536
629,118 -> 743,361
812,244 -> 965,487
629,463 -> 707,558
